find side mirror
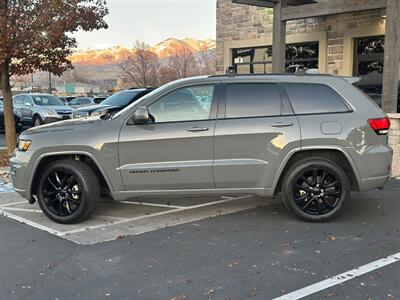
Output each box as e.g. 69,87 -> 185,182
131,107 -> 150,124
24,102 -> 32,108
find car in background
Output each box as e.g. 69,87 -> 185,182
286,64 -> 308,74
58,97 -> 70,105
68,97 -> 96,109
93,96 -> 107,104
13,93 -> 74,127
0,98 -> 23,132
356,84 -> 400,113
73,88 -> 155,118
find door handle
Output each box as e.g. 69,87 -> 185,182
271,122 -> 294,128
187,126 -> 209,132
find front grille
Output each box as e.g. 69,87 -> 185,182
56,111 -> 72,115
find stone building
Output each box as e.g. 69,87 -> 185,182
216,0 -> 399,176
217,0 -> 386,79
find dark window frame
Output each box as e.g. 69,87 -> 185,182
353,35 -> 385,77
232,41 -> 320,74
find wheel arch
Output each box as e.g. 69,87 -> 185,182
29,152 -> 113,201
273,147 -> 361,196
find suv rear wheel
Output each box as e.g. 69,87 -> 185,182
282,158 -> 350,222
37,160 -> 100,224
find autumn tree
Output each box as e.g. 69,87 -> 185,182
198,44 -> 216,75
119,41 -> 159,88
161,44 -> 198,83
63,67 -> 91,84
0,0 -> 108,153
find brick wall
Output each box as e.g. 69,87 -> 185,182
325,9 -> 386,75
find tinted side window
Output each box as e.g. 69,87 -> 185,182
284,83 -> 349,114
149,85 -> 215,123
24,96 -> 32,105
13,95 -> 24,105
225,83 -> 282,118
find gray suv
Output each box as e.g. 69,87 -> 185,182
13,93 -> 73,127
10,75 -> 393,224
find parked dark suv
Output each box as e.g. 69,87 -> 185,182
11,75 -> 392,224
73,88 -> 155,119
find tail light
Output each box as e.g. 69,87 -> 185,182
368,117 -> 390,135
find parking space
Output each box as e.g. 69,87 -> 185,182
0,190 -> 270,245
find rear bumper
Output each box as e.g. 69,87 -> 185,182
346,145 -> 392,191
359,174 -> 391,191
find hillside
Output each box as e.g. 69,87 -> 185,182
69,38 -> 216,66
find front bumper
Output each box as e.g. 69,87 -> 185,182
42,114 -> 72,124
10,151 -> 32,201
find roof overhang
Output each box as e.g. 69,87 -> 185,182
232,0 -> 387,20
232,0 -> 316,8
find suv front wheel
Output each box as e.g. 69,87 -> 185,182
37,160 -> 100,224
282,158 -> 350,222
33,115 -> 43,127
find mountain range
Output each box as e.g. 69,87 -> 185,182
69,38 -> 216,66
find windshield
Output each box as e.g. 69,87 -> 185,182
102,91 -> 140,107
32,95 -> 64,106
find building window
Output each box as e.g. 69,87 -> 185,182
353,36 -> 385,105
232,41 -> 319,74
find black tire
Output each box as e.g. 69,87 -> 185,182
37,159 -> 100,224
281,158 -> 350,222
33,115 -> 43,127
15,117 -> 23,132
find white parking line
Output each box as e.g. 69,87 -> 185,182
0,209 -> 65,236
273,252 -> 400,300
0,201 -> 28,208
2,207 -> 43,213
61,195 -> 253,236
120,201 -> 184,209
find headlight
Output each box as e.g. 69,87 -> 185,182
18,140 -> 32,151
43,109 -> 57,117
73,112 -> 89,119
91,110 -> 107,117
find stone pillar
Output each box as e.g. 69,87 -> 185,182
388,114 -> 400,177
382,0 -> 400,113
272,0 -> 286,73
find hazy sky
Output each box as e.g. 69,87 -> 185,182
73,0 -> 217,49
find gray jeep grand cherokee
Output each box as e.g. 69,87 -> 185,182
10,74 -> 393,224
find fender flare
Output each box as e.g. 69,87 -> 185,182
271,145 -> 361,193
28,150 -> 114,198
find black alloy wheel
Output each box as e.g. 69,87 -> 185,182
292,167 -> 342,215
282,158 -> 350,222
42,170 -> 82,217
37,160 -> 100,224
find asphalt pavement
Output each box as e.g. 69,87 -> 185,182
1,179 -> 400,299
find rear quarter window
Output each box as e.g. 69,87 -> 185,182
284,83 -> 350,114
